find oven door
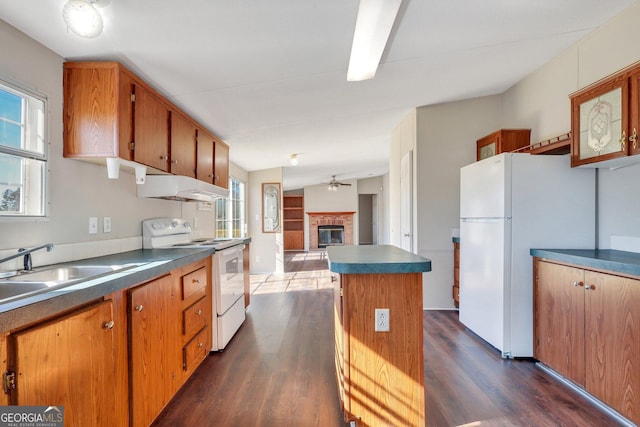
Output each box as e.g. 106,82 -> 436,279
215,244 -> 245,315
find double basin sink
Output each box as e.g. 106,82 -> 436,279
0,264 -> 142,303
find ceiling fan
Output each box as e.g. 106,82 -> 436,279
326,175 -> 351,192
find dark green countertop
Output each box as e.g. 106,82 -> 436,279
0,247 -> 216,332
327,245 -> 431,274
530,248 -> 640,277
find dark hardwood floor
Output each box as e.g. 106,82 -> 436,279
152,252 -> 623,427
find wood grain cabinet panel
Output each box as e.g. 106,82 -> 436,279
534,258 -> 640,424
196,129 -> 215,184
129,274 -> 180,427
476,129 -> 530,161
10,301 -> 120,427
335,272 -> 425,426
584,271 -> 640,422
133,84 -> 170,171
170,110 -> 197,177
214,138 -> 229,189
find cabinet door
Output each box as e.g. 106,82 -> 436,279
170,111 -> 196,177
133,84 -> 170,171
130,275 -> 179,427
63,65 -> 120,157
584,271 -> 640,424
534,260 -> 585,385
12,301 -> 118,427
196,130 -> 215,184
214,139 -> 229,189
476,133 -> 499,161
628,69 -> 640,156
571,77 -> 629,166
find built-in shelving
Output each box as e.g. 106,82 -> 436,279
283,195 -> 304,250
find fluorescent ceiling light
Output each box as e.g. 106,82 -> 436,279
347,0 -> 402,82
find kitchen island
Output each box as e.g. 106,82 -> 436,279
328,245 -> 431,427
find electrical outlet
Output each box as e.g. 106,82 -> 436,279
375,308 -> 390,332
103,217 -> 112,233
89,217 -> 98,234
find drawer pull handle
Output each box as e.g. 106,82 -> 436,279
192,278 -> 200,284
572,281 -> 583,287
135,305 -> 144,312
103,320 -> 115,330
585,284 -> 595,291
196,309 -> 202,315
197,342 -> 204,349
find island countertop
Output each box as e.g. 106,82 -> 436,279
327,245 -> 431,274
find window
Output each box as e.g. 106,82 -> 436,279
216,177 -> 246,238
0,79 -> 47,217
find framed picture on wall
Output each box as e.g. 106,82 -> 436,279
262,182 -> 281,233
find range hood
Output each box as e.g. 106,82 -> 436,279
137,175 -> 229,202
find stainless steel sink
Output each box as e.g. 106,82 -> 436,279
0,263 -> 142,302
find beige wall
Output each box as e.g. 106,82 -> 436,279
502,1 -> 640,248
248,167 -> 283,273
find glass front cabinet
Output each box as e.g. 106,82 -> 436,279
570,66 -> 640,168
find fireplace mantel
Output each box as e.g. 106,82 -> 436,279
307,211 -> 356,216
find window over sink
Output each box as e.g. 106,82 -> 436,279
0,77 -> 47,217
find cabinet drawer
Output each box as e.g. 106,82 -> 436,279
183,327 -> 208,372
183,297 -> 207,340
182,267 -> 207,301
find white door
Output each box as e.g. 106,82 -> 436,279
400,150 -> 413,252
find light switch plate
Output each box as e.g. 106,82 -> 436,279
89,217 -> 98,234
103,217 -> 112,233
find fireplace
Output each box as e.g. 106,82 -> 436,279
318,225 -> 345,248
307,212 -> 355,250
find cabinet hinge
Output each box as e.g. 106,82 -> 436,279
3,371 -> 16,394
340,287 -> 343,297
129,142 -> 135,151
130,93 -> 136,102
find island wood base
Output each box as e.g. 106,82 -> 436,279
334,272 -> 425,427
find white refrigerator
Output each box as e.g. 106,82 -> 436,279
459,153 -> 595,358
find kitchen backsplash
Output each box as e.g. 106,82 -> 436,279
0,237 -> 142,273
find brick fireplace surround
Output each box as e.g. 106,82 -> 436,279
307,212 -> 356,250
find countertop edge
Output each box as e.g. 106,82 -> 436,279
530,248 -> 640,277
327,245 -> 432,274
0,247 -> 215,333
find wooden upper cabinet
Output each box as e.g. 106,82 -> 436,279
63,62 -> 131,158
476,129 -> 530,161
64,61 -> 230,180
133,84 -> 170,171
196,129 -> 215,184
214,138 -> 229,189
170,111 -> 197,177
570,63 -> 640,168
10,301 -> 119,427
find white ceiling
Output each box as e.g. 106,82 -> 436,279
0,0 -> 636,190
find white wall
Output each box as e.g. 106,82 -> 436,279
415,95 -> 502,309
247,167 -> 283,273
502,1 -> 640,249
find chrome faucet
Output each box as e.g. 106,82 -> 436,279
0,243 -> 54,272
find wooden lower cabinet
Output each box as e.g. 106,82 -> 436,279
8,300 -> 121,426
129,274 -> 180,427
534,258 -> 640,424
452,241 -> 460,308
334,272 -> 425,426
130,258 -> 211,427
